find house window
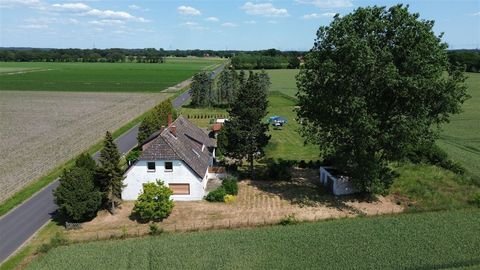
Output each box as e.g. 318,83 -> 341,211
165,161 -> 173,171
169,184 -> 190,195
147,162 -> 155,172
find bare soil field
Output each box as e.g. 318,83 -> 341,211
0,91 -> 170,203
66,168 -> 403,241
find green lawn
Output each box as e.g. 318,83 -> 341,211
264,93 -> 319,161
266,69 -> 299,97
0,57 -> 223,92
28,209 -> 480,270
438,72 -> 480,178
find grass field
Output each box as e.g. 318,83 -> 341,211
0,57 -> 222,92
264,92 -> 319,160
27,209 -> 480,270
438,72 -> 480,178
266,69 -> 299,97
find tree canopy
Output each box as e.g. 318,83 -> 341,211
296,5 -> 469,192
137,99 -> 176,144
190,72 -> 214,107
95,131 -> 125,212
54,155 -> 101,222
218,71 -> 271,178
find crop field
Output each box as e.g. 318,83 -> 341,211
0,57 -> 222,92
28,209 -> 480,269
438,72 -> 480,178
0,91 -> 170,203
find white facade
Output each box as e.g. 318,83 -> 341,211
319,167 -> 358,196
122,160 -> 208,201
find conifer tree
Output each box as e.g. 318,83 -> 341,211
190,72 -> 213,107
54,155 -> 101,222
218,71 -> 270,178
95,131 -> 125,213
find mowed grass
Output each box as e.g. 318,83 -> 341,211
0,57 -> 223,92
28,209 -> 480,270
264,93 -> 319,161
264,69 -> 319,161
438,72 -> 480,178
266,69 -> 299,97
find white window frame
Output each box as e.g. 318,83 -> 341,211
164,161 -> 173,172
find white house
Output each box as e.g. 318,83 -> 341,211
122,116 -> 216,201
319,167 -> 358,196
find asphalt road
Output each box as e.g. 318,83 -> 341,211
0,63 -> 225,264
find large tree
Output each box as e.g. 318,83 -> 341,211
190,72 -> 214,107
219,71 -> 271,178
54,156 -> 102,222
296,5 -> 468,193
216,68 -> 240,105
137,99 -> 176,144
95,131 -> 125,212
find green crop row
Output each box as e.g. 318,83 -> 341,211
28,209 -> 480,269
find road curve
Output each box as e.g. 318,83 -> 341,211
0,63 -> 225,264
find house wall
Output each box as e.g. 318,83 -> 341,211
122,160 -> 206,201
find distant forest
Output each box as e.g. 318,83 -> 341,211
0,47 -> 303,65
0,47 -> 478,72
448,50 -> 480,73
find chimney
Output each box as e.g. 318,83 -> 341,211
167,114 -> 172,127
170,125 -> 176,137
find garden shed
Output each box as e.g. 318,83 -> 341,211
319,167 -> 358,196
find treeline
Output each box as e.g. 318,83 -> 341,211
448,50 -> 480,73
0,48 -> 165,63
190,69 -> 271,107
231,49 -> 302,69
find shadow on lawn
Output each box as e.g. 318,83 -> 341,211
245,167 -> 378,214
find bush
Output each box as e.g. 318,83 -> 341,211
278,214 -> 299,226
149,223 -> 164,235
133,180 -> 174,222
266,159 -> 294,181
408,144 -> 466,175
206,187 -> 227,202
470,192 -> 480,208
54,166 -> 102,222
224,194 -> 236,204
126,149 -> 141,164
222,177 -> 238,195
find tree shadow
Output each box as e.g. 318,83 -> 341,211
245,167 -> 379,213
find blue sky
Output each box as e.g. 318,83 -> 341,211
0,0 -> 479,50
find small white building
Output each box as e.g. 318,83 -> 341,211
319,167 -> 358,196
122,116 -> 216,201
